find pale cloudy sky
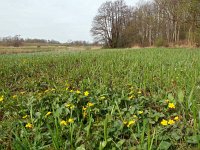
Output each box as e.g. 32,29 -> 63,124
0,0 -> 148,42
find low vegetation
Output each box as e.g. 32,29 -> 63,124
0,48 -> 200,149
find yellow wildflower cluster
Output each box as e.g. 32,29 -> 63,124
161,119 -> 168,126
65,82 -> 70,91
84,91 -> 89,96
45,112 -> 52,117
165,99 -> 170,103
168,119 -> 175,125
124,120 -> 136,127
12,95 -> 17,99
76,90 -> 81,94
68,118 -> 74,123
128,95 -> 135,100
22,115 -> 28,119
82,106 -> 87,118
25,123 -> 33,128
127,120 -> 135,127
160,116 -> 179,126
128,90 -> 135,100
138,111 -> 143,115
82,102 -> 94,118
83,111 -> 87,118
133,115 -> 138,119
174,116 -> 179,121
168,103 -> 175,109
165,100 -> 176,109
0,95 -> 4,102
60,120 -> 67,126
87,102 -> 94,107
60,118 -> 74,126
65,103 -> 75,110
20,91 -> 25,95
51,88 -> 55,91
44,89 -> 49,93
138,90 -> 142,94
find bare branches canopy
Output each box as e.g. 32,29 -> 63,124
91,0 -> 200,48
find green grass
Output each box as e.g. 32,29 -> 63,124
0,48 -> 200,149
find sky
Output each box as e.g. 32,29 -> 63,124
0,0 -> 148,43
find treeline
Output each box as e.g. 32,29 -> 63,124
66,40 -> 100,46
0,35 -> 60,47
0,35 -> 101,47
91,0 -> 200,48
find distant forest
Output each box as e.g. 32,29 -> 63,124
0,35 -> 98,47
91,0 -> 200,48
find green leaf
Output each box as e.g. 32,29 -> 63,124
35,112 -> 41,118
76,145 -> 85,150
167,93 -> 174,101
171,132 -> 181,140
100,141 -> 107,149
158,141 -> 171,150
116,139 -> 125,147
187,135 -> 200,144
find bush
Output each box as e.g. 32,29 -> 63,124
155,38 -> 168,47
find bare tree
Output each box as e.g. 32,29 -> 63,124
91,0 -> 131,48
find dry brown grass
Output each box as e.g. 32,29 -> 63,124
0,45 -> 102,54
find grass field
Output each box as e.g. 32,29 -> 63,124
0,48 -> 200,149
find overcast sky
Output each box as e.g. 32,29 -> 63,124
0,0 -> 148,43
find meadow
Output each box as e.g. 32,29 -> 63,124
0,48 -> 200,150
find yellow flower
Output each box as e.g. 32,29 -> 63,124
44,89 -> 49,93
45,112 -> 52,117
25,123 -> 33,128
168,103 -> 175,109
138,90 -> 142,94
168,119 -> 175,125
165,99 -> 169,103
70,90 -> 74,93
133,115 -> 138,119
87,102 -> 94,107
84,91 -> 89,96
60,120 -> 67,126
0,95 -> 4,102
76,90 -> 81,94
22,115 -> 28,119
129,90 -> 134,95
138,111 -> 143,114
66,87 -> 69,91
100,96 -> 105,100
20,91 -> 25,95
66,83 -> 70,87
82,106 -> 87,111
127,120 -> 135,127
65,103 -> 75,109
65,103 -> 71,107
12,95 -> 17,99
70,105 -> 75,109
83,111 -> 87,118
174,116 -> 179,121
161,119 -> 168,126
68,118 -> 74,123
128,95 -> 134,99
123,121 -> 128,125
